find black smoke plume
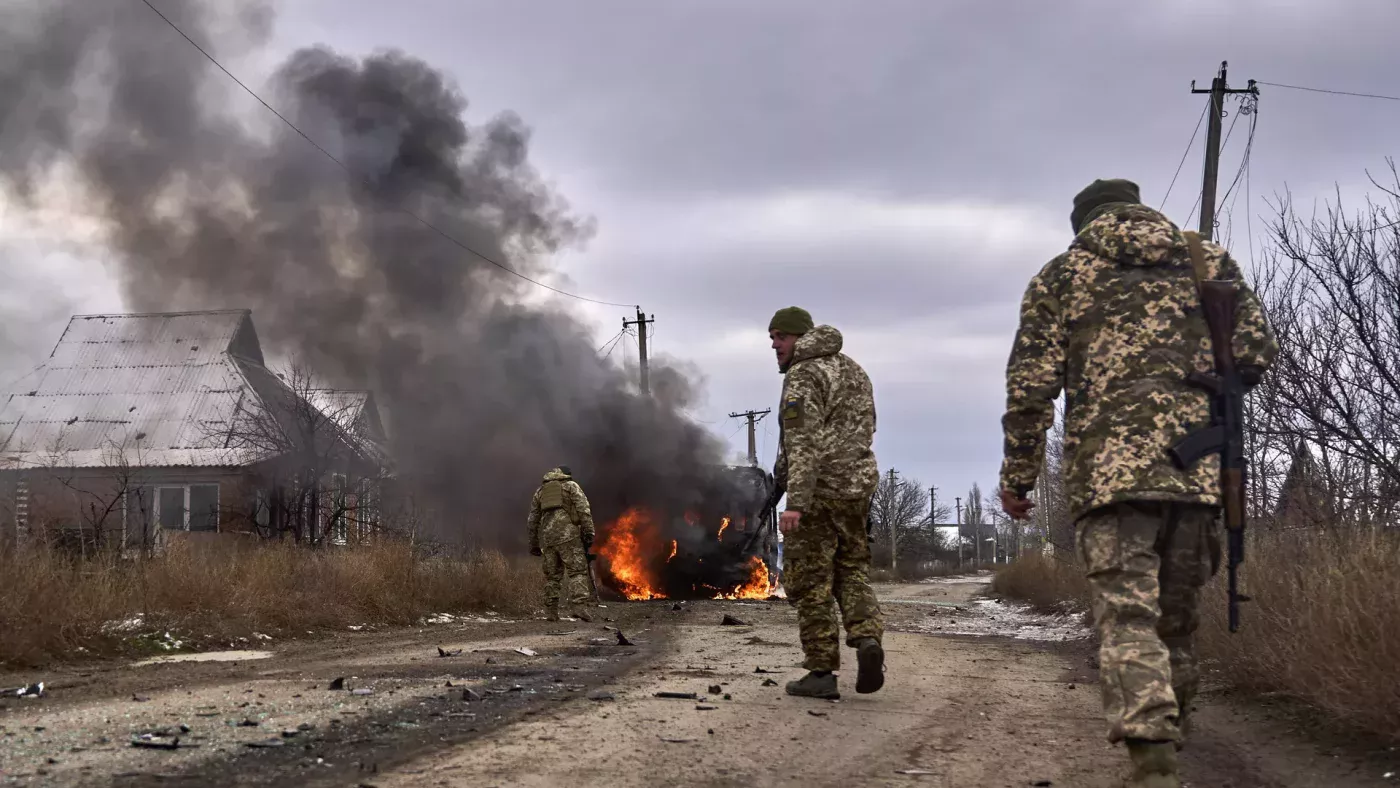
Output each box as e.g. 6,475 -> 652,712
0,0 -> 764,559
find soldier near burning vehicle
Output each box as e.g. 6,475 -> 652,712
526,466 -> 597,623
768,306 -> 885,700
998,179 -> 1277,788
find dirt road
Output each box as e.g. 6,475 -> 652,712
2,576 -> 1395,787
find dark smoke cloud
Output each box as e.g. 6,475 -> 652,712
0,0 -> 753,548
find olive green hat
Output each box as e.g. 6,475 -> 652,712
768,306 -> 814,336
1071,178 -> 1141,233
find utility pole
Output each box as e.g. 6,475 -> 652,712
727,409 -> 771,466
955,496 -> 963,571
886,469 -> 899,571
1191,61 -> 1258,241
622,308 -> 655,395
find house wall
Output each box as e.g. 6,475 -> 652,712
0,467 -> 261,554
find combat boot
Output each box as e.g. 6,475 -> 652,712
854,637 -> 885,694
784,671 -> 840,700
1124,739 -> 1180,788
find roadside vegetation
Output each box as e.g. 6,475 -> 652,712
993,528 -> 1400,744
0,540 -> 540,668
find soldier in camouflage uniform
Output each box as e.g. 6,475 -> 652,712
998,179 -> 1277,788
526,466 -> 596,623
768,307 -> 885,700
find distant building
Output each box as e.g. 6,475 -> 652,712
0,310 -> 389,553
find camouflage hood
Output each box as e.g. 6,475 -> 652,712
542,468 -> 571,483
1074,204 -> 1187,268
791,325 -> 843,365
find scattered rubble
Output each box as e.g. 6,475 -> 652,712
721,614 -> 749,626
328,677 -> 346,691
514,647 -> 538,657
654,691 -> 699,700
615,631 -> 635,646
437,647 -> 463,658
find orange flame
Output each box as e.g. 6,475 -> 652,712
713,556 -> 772,600
667,539 -> 678,562
594,507 -> 667,600
717,516 -> 731,541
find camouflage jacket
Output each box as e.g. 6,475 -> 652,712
773,325 -> 880,511
999,204 -> 1277,521
526,468 -> 596,549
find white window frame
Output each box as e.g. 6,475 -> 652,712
153,484 -> 220,532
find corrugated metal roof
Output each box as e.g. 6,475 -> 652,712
0,310 -> 283,470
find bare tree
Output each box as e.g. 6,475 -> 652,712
214,361 -> 391,546
870,470 -> 939,570
1253,162 -> 1400,530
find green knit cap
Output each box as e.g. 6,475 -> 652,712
1071,178 -> 1141,233
768,306 -> 813,336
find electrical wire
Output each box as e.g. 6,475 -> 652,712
1161,98 -> 1210,209
1257,81 -> 1400,103
137,0 -> 637,309
595,329 -> 624,354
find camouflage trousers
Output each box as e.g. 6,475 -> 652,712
541,540 -> 592,612
1078,501 -> 1221,744
784,495 -> 884,672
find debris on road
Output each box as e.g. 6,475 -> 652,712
762,678 -> 778,687
1031,780 -> 1054,786
245,738 -> 286,749
654,691 -> 699,700
461,688 -> 482,702
438,647 -> 463,657
7,682 -> 45,698
721,614 -> 749,626
589,638 -> 612,646
130,734 -> 184,751
616,631 -> 635,646
586,690 -> 615,702
351,688 -> 374,696
895,769 -> 938,775
707,684 -> 723,694
695,704 -> 717,711
546,630 -> 578,636
515,647 -> 538,657
132,694 -> 151,702
237,719 -> 260,727
328,677 -> 346,691
754,667 -> 775,674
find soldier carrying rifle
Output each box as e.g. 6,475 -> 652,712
998,179 -> 1278,788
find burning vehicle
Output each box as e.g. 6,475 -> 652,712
593,464 -> 780,601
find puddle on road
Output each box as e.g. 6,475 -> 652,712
132,649 -> 274,667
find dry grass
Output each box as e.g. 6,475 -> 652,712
0,540 -> 541,668
869,561 -> 990,584
1198,528 -> 1400,743
990,551 -> 1091,614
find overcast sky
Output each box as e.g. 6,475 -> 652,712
3,0 -> 1399,516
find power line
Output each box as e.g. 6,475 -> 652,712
1257,81 -> 1400,103
1161,97 -> 1210,209
137,0 -> 636,309
595,329 -> 624,354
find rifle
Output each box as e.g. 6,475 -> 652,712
582,534 -> 600,604
741,482 -> 785,556
1167,231 -> 1250,633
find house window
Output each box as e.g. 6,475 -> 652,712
154,484 -> 220,532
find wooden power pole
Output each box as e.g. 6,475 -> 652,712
727,409 -> 771,466
886,468 -> 899,570
1191,61 -> 1258,241
622,308 -> 655,395
955,496 -> 963,570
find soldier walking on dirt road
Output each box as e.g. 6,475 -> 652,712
998,179 -> 1277,788
527,466 -> 597,623
768,306 -> 885,700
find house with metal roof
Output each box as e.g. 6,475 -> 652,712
0,310 -> 389,552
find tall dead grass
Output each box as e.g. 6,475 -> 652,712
991,551 -> 1091,614
0,540 -> 541,668
1198,528 -> 1400,743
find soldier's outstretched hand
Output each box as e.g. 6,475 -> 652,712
1000,489 -> 1034,521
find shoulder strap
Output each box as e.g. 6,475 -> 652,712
1182,230 -> 1209,294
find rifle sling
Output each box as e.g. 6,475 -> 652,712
1182,230 -> 1210,299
